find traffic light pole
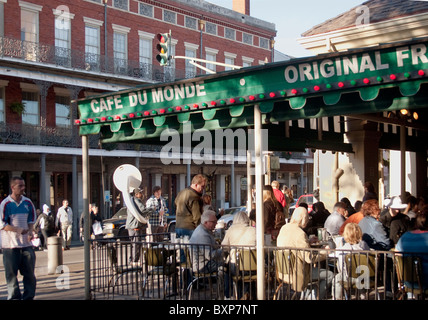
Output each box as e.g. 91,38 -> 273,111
172,55 -> 242,73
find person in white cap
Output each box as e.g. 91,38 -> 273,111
379,195 -> 410,245
34,204 -> 55,250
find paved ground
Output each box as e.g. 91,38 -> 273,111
0,242 -> 88,300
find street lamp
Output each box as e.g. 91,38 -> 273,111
199,18 -> 205,75
270,38 -> 275,62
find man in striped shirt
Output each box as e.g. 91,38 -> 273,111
0,176 -> 37,300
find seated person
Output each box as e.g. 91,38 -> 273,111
358,199 -> 392,251
277,207 -> 334,299
222,210 -> 256,299
332,223 -> 370,300
305,201 -> 330,235
395,209 -> 428,290
189,210 -> 224,274
379,196 -> 410,246
324,201 -> 347,236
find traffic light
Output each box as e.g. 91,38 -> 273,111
156,32 -> 170,66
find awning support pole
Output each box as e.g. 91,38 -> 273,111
400,124 -> 406,199
82,135 -> 91,300
254,104 -> 265,300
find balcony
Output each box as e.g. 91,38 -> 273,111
0,36 -> 187,83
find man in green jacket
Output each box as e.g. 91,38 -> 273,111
174,174 -> 207,238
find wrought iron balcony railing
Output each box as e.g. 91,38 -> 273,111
0,36 -> 192,82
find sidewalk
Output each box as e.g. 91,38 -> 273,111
0,241 -> 87,300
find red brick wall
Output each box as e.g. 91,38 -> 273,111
1,0 -> 275,125
3,0 -> 273,68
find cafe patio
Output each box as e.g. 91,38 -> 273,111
76,37 -> 428,300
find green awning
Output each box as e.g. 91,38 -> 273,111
76,37 -> 428,151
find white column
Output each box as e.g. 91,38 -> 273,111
216,174 -> 226,209
254,104 -> 265,300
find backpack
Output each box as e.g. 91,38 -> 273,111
44,214 -> 55,232
274,209 -> 286,230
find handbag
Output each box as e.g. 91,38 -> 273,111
92,220 -> 103,235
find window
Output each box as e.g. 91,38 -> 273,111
113,32 -> 127,73
0,2 -> 5,37
205,48 -> 218,74
225,28 -> 235,41
22,91 -> 39,126
259,37 -> 269,49
54,9 -> 74,67
139,3 -> 153,18
163,10 -> 176,24
113,0 -> 128,11
185,44 -> 197,78
185,16 -> 197,30
0,87 -> 4,123
165,41 -> 176,81
20,3 -> 41,62
85,26 -> 100,69
21,7 -> 38,43
224,52 -> 237,71
243,33 -> 253,45
242,56 -> 254,68
205,22 -> 217,35
138,32 -> 153,78
55,95 -> 71,127
112,25 -> 130,74
84,18 -> 102,71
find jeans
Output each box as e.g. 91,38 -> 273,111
61,223 -> 73,248
3,247 -> 37,300
307,267 -> 334,300
128,228 -> 146,263
175,228 -> 194,239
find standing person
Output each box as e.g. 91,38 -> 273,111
282,185 -> 293,218
363,181 -> 378,202
34,204 -> 55,250
202,194 -> 224,220
263,185 -> 284,242
56,199 -> 73,250
0,176 -> 37,300
174,174 -> 207,239
145,186 -> 167,235
324,201 -> 347,236
90,205 -> 103,240
271,181 -> 286,210
79,203 -> 93,242
126,188 -> 151,264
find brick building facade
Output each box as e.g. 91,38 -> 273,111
0,0 -> 310,237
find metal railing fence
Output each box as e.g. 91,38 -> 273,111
89,235 -> 428,300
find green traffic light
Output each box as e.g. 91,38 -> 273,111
156,32 -> 170,66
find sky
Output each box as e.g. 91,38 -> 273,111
207,0 -> 366,58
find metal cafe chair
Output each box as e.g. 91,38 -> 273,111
232,248 -> 258,300
395,254 -> 427,300
341,252 -> 379,300
186,246 -> 222,300
273,249 -> 318,300
141,247 -> 178,299
106,244 -> 143,298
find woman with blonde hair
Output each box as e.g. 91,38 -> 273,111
332,223 -> 370,300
